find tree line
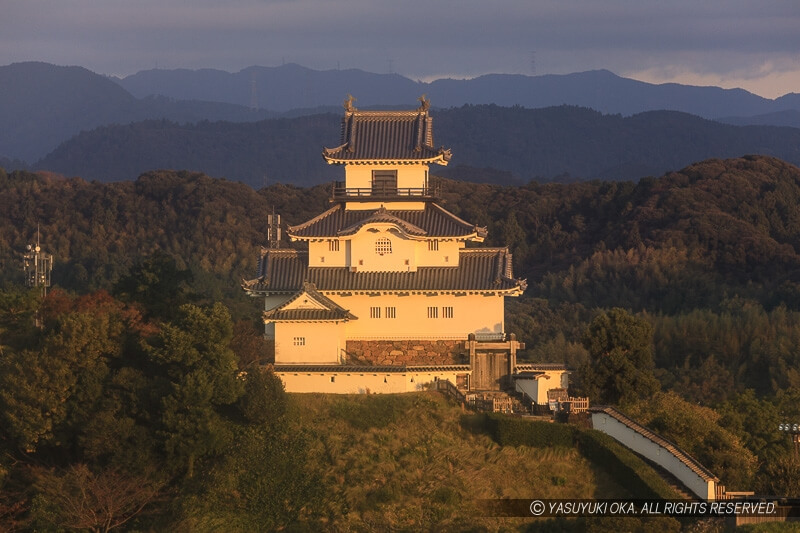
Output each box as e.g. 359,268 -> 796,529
3,154 -> 800,518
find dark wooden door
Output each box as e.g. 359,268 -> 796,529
472,352 -> 510,390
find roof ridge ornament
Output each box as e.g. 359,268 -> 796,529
344,94 -> 357,113
418,94 -> 430,112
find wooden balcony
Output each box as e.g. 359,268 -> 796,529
331,182 -> 440,202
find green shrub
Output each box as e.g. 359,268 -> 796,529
483,413 -> 576,448
329,395 -> 407,430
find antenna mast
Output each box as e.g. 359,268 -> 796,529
23,225 -> 53,298
267,208 -> 282,249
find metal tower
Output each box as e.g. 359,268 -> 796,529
22,226 -> 53,298
267,210 -> 282,249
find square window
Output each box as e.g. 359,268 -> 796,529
375,238 -> 392,255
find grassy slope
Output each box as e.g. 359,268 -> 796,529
289,391 -> 639,531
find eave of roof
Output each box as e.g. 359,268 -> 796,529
262,281 -> 357,322
242,248 -> 527,295
286,203 -> 487,240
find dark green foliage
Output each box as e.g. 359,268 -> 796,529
756,456 -> 800,497
463,413 -> 576,448
113,251 -> 194,321
578,308 -> 660,405
238,366 -> 287,426
625,392 -> 757,490
148,303 -> 243,477
183,425 -> 325,531
329,394 -> 406,430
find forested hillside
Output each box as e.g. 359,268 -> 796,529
34,105 -> 800,186
3,156 -> 800,527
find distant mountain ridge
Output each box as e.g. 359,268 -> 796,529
2,61 -> 800,171
0,62 -> 276,163
118,63 -> 800,120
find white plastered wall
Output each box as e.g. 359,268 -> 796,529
273,321 -> 346,364
277,369 -> 464,394
308,236 -> 462,269
591,411 -> 718,500
333,292 -> 505,340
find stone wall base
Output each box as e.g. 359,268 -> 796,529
345,340 -> 467,366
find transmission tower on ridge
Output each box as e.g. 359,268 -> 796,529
22,225 -> 53,298
250,71 -> 259,111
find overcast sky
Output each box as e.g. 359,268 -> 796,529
2,0 -> 798,99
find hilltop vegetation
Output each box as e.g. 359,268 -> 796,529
2,156 -> 800,399
3,155 -> 800,527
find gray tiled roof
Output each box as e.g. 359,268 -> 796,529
322,108 -> 451,164
263,282 -> 357,322
243,248 -> 526,294
287,203 -> 487,240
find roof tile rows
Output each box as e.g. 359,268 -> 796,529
287,203 -> 487,240
323,108 -> 451,163
262,282 -> 357,322
243,248 -> 526,294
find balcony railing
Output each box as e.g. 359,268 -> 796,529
331,182 -> 440,201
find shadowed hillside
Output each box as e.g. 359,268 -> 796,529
34,106 -> 800,186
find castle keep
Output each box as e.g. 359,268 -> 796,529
244,96 -> 565,394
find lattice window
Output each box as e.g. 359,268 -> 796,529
328,240 -> 340,252
428,240 -> 439,251
370,306 -> 381,318
427,306 -> 438,319
385,307 -> 396,318
375,238 -> 392,255
293,337 -> 306,346
443,306 -> 454,319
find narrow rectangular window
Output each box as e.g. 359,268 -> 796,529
427,306 -> 438,319
385,306 -> 396,318
370,306 -> 381,319
293,337 -> 306,346
443,306 -> 454,319
328,240 -> 340,252
428,240 -> 439,251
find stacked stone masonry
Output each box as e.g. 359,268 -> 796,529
345,340 -> 467,366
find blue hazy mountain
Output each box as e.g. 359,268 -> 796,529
118,63 -> 797,120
